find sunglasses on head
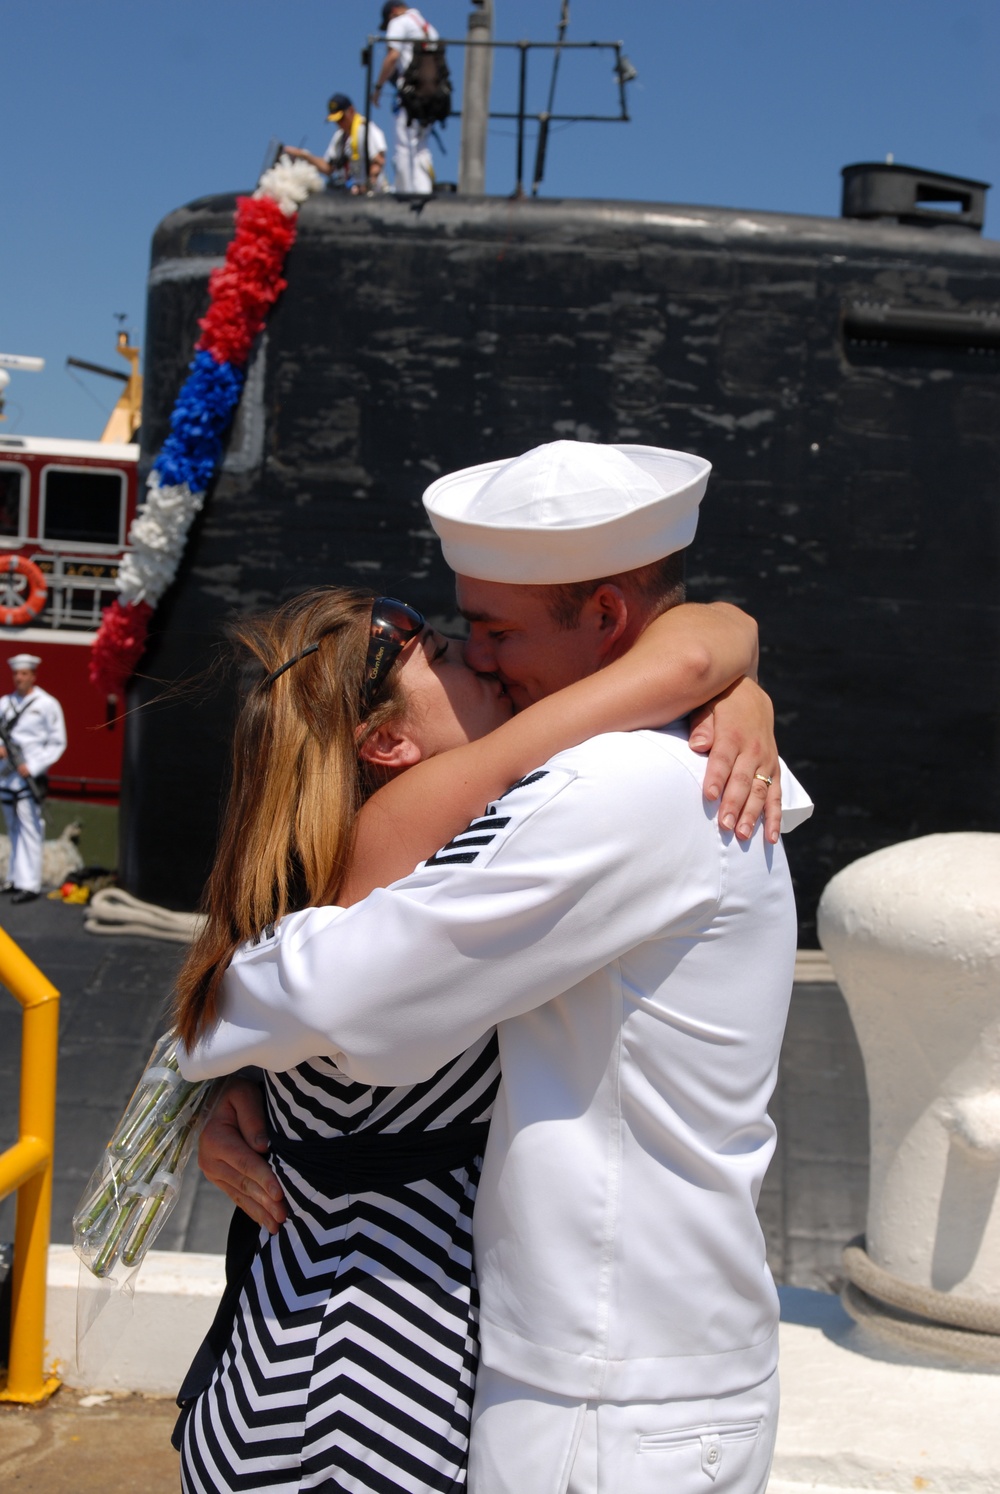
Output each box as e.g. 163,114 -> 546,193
262,596 -> 424,703
360,596 -> 425,714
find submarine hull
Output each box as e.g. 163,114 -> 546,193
128,192 -> 1000,932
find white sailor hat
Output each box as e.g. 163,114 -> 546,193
7,653 -> 41,671
422,440 -> 711,584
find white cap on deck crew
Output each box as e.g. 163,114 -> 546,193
422,439 -> 711,584
7,654 -> 41,671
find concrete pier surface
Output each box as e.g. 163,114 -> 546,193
0,1387 -> 179,1493
0,897 -> 869,1290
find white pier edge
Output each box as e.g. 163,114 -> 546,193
43,1249 -> 1000,1489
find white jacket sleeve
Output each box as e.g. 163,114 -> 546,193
182,745 -> 713,1082
179,735 -> 807,1087
181,762 -> 606,1082
180,733 -> 806,1086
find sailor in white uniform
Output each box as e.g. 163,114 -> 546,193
0,653 -> 66,902
374,3 -> 438,194
185,442 -> 813,1493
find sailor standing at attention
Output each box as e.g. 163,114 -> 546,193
189,442 -> 813,1493
0,653 -> 66,903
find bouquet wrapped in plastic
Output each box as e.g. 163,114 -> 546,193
73,1032 -> 220,1280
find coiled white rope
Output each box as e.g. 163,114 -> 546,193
84,887 -> 206,944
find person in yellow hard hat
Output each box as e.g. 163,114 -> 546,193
285,93 -> 390,194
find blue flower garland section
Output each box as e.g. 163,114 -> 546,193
153,351 -> 246,493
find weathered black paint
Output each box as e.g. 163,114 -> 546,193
127,191 -> 1000,934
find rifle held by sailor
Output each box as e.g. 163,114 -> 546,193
0,715 -> 45,807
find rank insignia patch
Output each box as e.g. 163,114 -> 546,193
426,771 -> 552,867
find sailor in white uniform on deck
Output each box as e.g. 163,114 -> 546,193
374,3 -> 439,194
185,441 -> 813,1493
0,653 -> 66,902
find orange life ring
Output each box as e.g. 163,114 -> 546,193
0,555 -> 48,627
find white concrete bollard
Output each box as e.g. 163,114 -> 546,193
817,832 -> 1000,1338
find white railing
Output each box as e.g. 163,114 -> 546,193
29,553 -> 124,631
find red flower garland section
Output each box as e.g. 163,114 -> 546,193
90,599 -> 154,698
89,191 -> 300,698
196,195 -> 298,366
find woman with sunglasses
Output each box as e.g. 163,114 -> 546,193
174,585 -> 771,1494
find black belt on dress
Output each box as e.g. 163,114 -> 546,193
267,1120 -> 491,1193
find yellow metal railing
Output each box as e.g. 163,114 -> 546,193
0,925 -> 60,1404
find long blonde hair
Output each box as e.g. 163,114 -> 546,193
173,586 -> 408,1048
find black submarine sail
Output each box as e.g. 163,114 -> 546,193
123,16 -> 1000,941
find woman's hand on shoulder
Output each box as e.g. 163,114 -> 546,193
689,677 -> 782,844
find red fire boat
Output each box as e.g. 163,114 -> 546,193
0,337 -> 141,805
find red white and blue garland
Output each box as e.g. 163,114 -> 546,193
90,156 -> 324,698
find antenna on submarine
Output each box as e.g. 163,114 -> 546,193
532,1 -> 570,197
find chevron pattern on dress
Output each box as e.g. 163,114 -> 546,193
180,1030 -> 499,1493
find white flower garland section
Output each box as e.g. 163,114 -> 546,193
115,158 -> 325,610
254,155 -> 325,216
116,473 -> 206,608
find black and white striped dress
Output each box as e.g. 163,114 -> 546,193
179,1030 -> 500,1493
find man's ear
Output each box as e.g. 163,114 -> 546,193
582,584 -> 629,658
357,722 -> 422,773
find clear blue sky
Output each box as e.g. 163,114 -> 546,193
4,0 -> 998,438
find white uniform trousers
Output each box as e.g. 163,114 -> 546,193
393,107 -> 434,193
0,788 -> 44,892
470,1366 -> 779,1494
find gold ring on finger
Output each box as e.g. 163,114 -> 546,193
754,772 -> 773,787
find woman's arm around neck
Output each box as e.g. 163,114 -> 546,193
340,601 -> 763,905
